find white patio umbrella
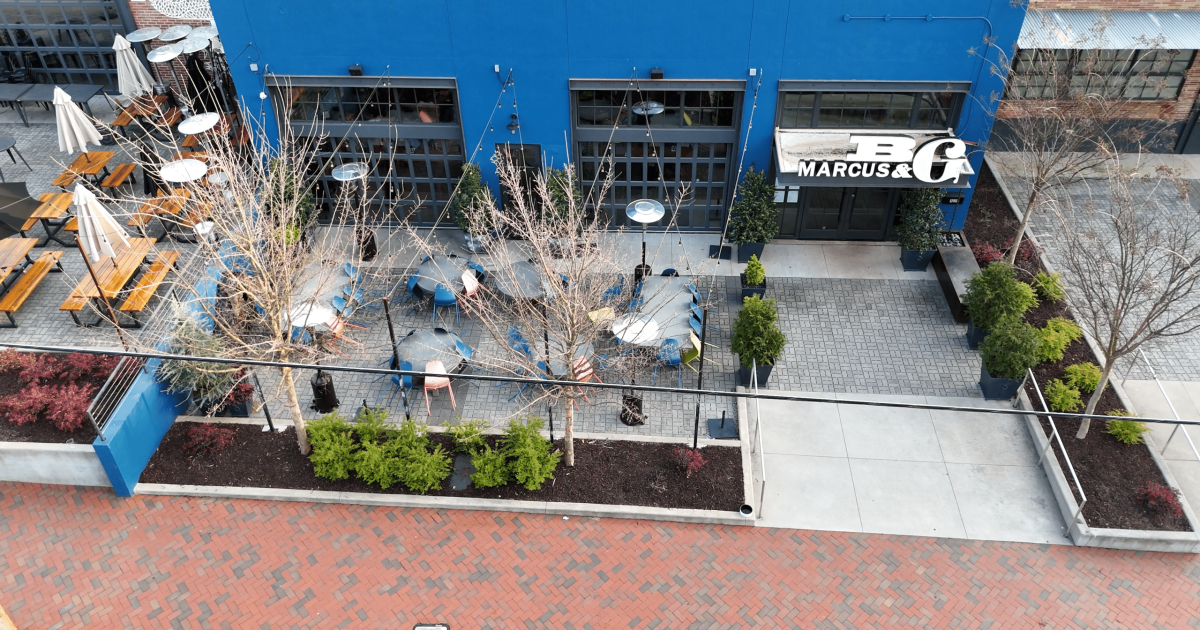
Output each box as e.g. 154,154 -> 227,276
71,184 -> 131,348
53,86 -> 102,156
112,34 -> 155,99
73,183 -> 129,265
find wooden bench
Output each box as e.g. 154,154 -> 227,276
0,250 -> 63,327
100,164 -> 137,191
112,109 -> 133,128
64,217 -> 77,232
19,217 -> 37,238
60,292 -> 90,325
161,107 -> 182,127
181,134 -> 201,148
118,250 -> 179,324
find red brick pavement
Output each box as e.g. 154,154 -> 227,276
2,483 -> 1199,629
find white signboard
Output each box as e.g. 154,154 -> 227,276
775,129 -> 974,188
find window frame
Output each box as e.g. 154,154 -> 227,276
1006,48 -> 1196,101
775,89 -> 965,131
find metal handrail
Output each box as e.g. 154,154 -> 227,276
1140,348 -> 1200,463
1028,368 -> 1087,528
85,356 -> 147,440
751,358 -> 766,520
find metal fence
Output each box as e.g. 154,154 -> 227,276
1027,367 -> 1088,529
85,355 -> 145,440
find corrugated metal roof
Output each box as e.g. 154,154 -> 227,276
1018,10 -> 1200,50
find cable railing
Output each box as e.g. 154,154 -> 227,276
86,355 -> 147,440
1027,367 -> 1087,529
1139,348 -> 1200,464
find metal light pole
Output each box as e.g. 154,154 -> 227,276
692,307 -> 708,450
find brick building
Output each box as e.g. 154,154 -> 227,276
999,0 -> 1200,153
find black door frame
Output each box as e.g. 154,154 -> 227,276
790,186 -> 900,241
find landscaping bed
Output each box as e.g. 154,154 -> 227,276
0,351 -> 118,444
966,162 -> 1189,532
141,423 -> 744,511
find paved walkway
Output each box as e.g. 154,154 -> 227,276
1122,379 -> 1200,519
751,393 -> 1066,544
2,483 -> 1197,629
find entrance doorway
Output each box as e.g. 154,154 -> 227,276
776,186 -> 899,240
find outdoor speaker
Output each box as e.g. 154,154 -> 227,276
650,67 -> 664,79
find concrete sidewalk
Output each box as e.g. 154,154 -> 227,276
1121,379 -> 1200,513
751,392 -> 1068,544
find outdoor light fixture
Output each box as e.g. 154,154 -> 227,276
632,101 -> 664,116
650,67 -> 664,79
506,113 -> 519,134
348,64 -> 363,76
626,198 -> 665,283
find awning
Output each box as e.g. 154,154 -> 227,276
774,129 -> 973,189
1018,10 -> 1200,50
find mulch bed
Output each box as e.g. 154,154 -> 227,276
965,163 -> 1189,532
0,352 -> 112,444
142,423 -> 745,512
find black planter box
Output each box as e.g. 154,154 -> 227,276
979,365 -> 1025,400
736,242 -> 765,263
900,248 -> 936,272
966,319 -> 986,350
217,400 -> 251,418
740,273 -> 766,301
737,362 -> 773,387
620,395 -> 644,426
933,230 -> 980,323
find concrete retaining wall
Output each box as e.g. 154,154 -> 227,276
0,442 -> 110,487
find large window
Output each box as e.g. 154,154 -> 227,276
576,89 -> 737,128
0,0 -> 132,89
1008,49 -> 1195,100
777,91 -> 959,129
271,78 -> 465,226
571,82 -> 742,231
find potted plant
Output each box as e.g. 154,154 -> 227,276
741,254 -> 767,300
216,371 -> 255,418
452,163 -> 498,254
730,295 -> 787,387
158,316 -> 242,416
896,188 -> 946,272
978,319 -> 1040,400
728,166 -> 778,263
960,262 -> 1037,349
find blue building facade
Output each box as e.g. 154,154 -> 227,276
208,0 -> 1027,238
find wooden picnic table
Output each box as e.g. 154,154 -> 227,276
55,151 -> 116,186
0,237 -> 38,289
171,151 -> 208,162
32,192 -> 74,246
125,94 -> 168,117
68,237 -> 156,301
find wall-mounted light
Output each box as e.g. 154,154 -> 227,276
348,64 -> 363,76
650,67 -> 664,79
506,113 -> 519,134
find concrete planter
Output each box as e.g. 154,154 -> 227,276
737,362 -> 773,387
1018,390 -> 1200,552
0,442 -> 110,487
900,248 -> 936,271
736,242 -> 765,263
739,273 -> 766,301
966,319 -> 986,350
932,230 -> 978,323
979,365 -> 1023,400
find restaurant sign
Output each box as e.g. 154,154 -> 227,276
774,129 -> 974,188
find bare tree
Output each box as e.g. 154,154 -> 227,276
402,150 -> 697,466
95,99 -> 396,454
1052,157 -> 1200,438
980,14 -> 1182,266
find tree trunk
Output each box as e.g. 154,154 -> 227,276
281,366 -> 311,454
1004,186 -> 1040,266
1076,358 -> 1116,439
563,398 -> 575,467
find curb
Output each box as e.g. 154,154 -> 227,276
1018,389 -> 1200,553
133,483 -> 752,527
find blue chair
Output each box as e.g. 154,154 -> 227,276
652,338 -> 683,388
454,338 -> 474,361
634,280 -> 644,297
601,276 -> 625,303
661,268 -> 678,277
432,284 -> 458,325
468,260 -> 487,282
689,315 -> 703,338
509,360 -> 550,402
376,359 -> 413,410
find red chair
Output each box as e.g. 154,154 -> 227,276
570,355 -> 601,404
423,359 -> 456,415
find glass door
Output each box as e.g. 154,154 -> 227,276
798,187 -> 846,239
792,187 -> 899,240
843,188 -> 895,240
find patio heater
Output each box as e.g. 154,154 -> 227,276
625,198 -> 664,286
332,162 -> 377,261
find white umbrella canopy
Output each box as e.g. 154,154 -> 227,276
73,184 -> 129,263
112,34 -> 155,99
53,87 -> 102,155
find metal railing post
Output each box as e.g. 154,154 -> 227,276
1139,349 -> 1200,463
1028,368 -> 1088,528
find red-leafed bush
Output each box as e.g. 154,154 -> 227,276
44,382 -> 97,432
61,353 -> 120,382
1012,238 -> 1042,267
0,349 -> 24,373
673,447 -> 708,478
1137,481 -> 1184,518
182,424 -> 236,455
0,384 -> 52,425
972,239 -> 1003,266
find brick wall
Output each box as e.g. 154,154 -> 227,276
126,2 -> 212,95
1030,0 -> 1200,9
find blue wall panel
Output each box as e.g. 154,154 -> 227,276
208,0 -> 1027,232
92,358 -> 187,497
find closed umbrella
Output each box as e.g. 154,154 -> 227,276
73,183 -> 129,265
72,184 -> 130,347
112,34 -> 155,99
53,87 -> 102,156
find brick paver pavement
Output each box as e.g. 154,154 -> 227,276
2,483 -> 1198,629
